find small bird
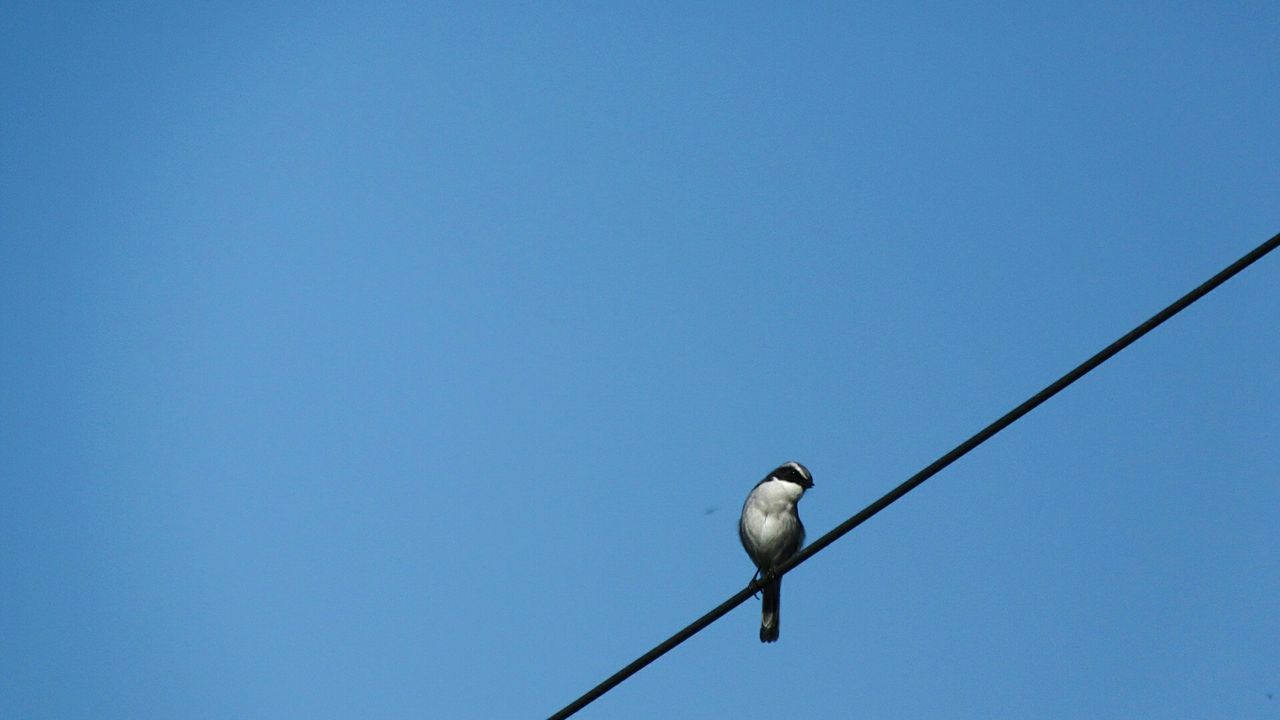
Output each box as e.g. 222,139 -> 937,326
738,461 -> 814,643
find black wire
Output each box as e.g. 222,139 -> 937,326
547,231 -> 1280,720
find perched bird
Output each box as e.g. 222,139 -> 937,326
738,461 -> 814,643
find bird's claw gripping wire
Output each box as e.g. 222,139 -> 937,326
748,569 -> 779,599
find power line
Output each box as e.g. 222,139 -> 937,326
547,231 -> 1280,720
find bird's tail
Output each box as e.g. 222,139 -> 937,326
760,577 -> 781,643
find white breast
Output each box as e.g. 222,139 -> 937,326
740,479 -> 806,569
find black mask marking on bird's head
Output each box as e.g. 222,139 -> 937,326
770,461 -> 814,489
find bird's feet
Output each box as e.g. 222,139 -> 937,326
748,568 -> 779,598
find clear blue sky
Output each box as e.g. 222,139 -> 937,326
2,4 -> 1278,718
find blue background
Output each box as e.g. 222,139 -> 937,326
3,4 -> 1278,718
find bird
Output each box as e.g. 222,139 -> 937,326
738,461 -> 814,643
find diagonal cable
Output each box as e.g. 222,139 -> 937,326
548,231 -> 1280,720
